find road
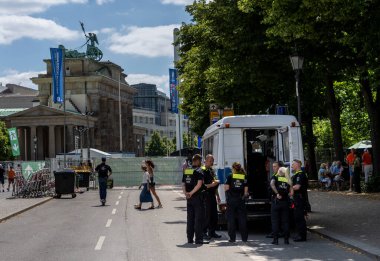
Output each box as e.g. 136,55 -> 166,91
0,187 -> 371,261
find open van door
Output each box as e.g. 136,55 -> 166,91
288,126 -> 304,166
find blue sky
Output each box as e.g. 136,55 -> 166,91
0,0 -> 193,95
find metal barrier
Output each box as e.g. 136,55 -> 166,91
13,168 -> 54,198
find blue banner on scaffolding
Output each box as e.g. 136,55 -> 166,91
50,48 -> 64,104
169,68 -> 178,114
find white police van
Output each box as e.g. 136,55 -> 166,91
202,115 -> 304,222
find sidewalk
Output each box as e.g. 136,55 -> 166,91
308,190 -> 380,260
0,191 -> 52,222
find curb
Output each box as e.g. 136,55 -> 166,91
308,228 -> 380,260
0,197 -> 53,223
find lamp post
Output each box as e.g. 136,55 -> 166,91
136,138 -> 140,157
33,136 -> 37,161
289,54 -> 304,124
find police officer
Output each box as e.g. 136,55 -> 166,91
182,154 -> 209,244
291,159 -> 308,242
224,162 -> 249,243
95,157 -> 112,206
202,154 -> 221,239
270,167 -> 293,245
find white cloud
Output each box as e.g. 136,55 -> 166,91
0,70 -> 43,89
0,0 -> 88,15
0,15 -> 80,44
127,74 -> 169,96
160,0 -> 194,5
96,0 -> 114,5
107,24 -> 180,58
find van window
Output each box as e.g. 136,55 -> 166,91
203,137 -> 213,157
282,131 -> 290,163
212,134 -> 218,164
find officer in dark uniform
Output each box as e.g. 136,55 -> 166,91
224,162 -> 249,242
182,154 -> 209,245
270,167 -> 293,245
95,157 -> 112,206
291,159 -> 308,242
202,154 -> 221,239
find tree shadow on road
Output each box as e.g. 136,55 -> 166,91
176,243 -> 202,248
163,220 -> 187,224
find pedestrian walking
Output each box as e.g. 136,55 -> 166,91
291,159 -> 308,242
95,157 -> 112,206
145,159 -> 162,208
0,164 -> 5,192
362,149 -> 372,184
134,163 -> 154,210
7,166 -> 15,192
270,167 -> 293,245
225,162 -> 249,243
202,154 -> 221,240
353,152 -> 362,193
182,154 -> 208,244
346,148 -> 356,191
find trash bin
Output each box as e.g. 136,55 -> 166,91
76,170 -> 90,191
54,170 -> 76,198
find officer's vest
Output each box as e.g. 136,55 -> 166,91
184,168 -> 194,185
277,176 -> 289,191
231,173 -> 245,190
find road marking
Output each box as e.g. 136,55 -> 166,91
112,208 -> 117,215
95,236 -> 105,250
106,219 -> 112,228
120,192 -> 123,195
118,195 -> 122,199
115,201 -> 119,206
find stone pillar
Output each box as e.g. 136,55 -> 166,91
66,125 -> 74,153
49,125 -> 56,158
30,126 -> 36,161
55,126 -> 62,154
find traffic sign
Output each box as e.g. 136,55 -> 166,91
209,104 -> 218,110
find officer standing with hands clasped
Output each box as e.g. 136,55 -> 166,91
202,154 -> 221,240
95,157 -> 112,206
270,167 -> 293,245
182,154 -> 209,245
225,162 -> 249,243
291,159 -> 308,242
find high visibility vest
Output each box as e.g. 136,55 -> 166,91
231,173 -> 246,190
184,168 -> 194,184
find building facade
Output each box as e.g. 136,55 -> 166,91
132,83 -> 189,143
4,58 -> 144,160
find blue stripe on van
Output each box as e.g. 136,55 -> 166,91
217,167 -> 232,184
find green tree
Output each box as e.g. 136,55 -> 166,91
177,0 -> 295,135
162,136 -> 176,155
0,121 -> 13,160
145,131 -> 165,156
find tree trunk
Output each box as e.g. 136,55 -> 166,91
304,112 -> 317,179
360,73 -> 380,177
325,77 -> 344,161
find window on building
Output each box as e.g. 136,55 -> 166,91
150,118 -> 153,124
139,116 -> 143,123
150,129 -> 153,135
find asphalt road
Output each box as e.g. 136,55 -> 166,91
0,187 -> 372,261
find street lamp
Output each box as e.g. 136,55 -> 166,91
289,54 -> 304,124
33,136 -> 37,161
137,138 -> 140,157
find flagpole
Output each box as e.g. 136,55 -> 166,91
62,46 -> 66,169
119,72 -> 122,152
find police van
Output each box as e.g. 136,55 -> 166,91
202,115 -> 304,222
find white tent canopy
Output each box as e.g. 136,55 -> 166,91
348,140 -> 372,149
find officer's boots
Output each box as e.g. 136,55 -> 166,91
271,237 -> 279,245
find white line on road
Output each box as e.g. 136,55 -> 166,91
112,208 -> 117,215
106,219 -> 112,228
120,192 -> 123,195
115,201 -> 119,206
118,195 -> 122,199
95,236 -> 105,250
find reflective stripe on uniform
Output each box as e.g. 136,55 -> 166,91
184,169 -> 193,175
232,173 -> 245,180
278,176 -> 288,183
201,166 -> 206,170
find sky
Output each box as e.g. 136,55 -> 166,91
0,0 -> 194,95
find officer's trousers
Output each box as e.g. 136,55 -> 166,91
187,194 -> 204,242
204,192 -> 218,235
294,196 -> 307,239
98,177 -> 108,200
271,199 -> 289,238
226,197 -> 248,241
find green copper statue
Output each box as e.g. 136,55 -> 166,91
60,22 -> 103,61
